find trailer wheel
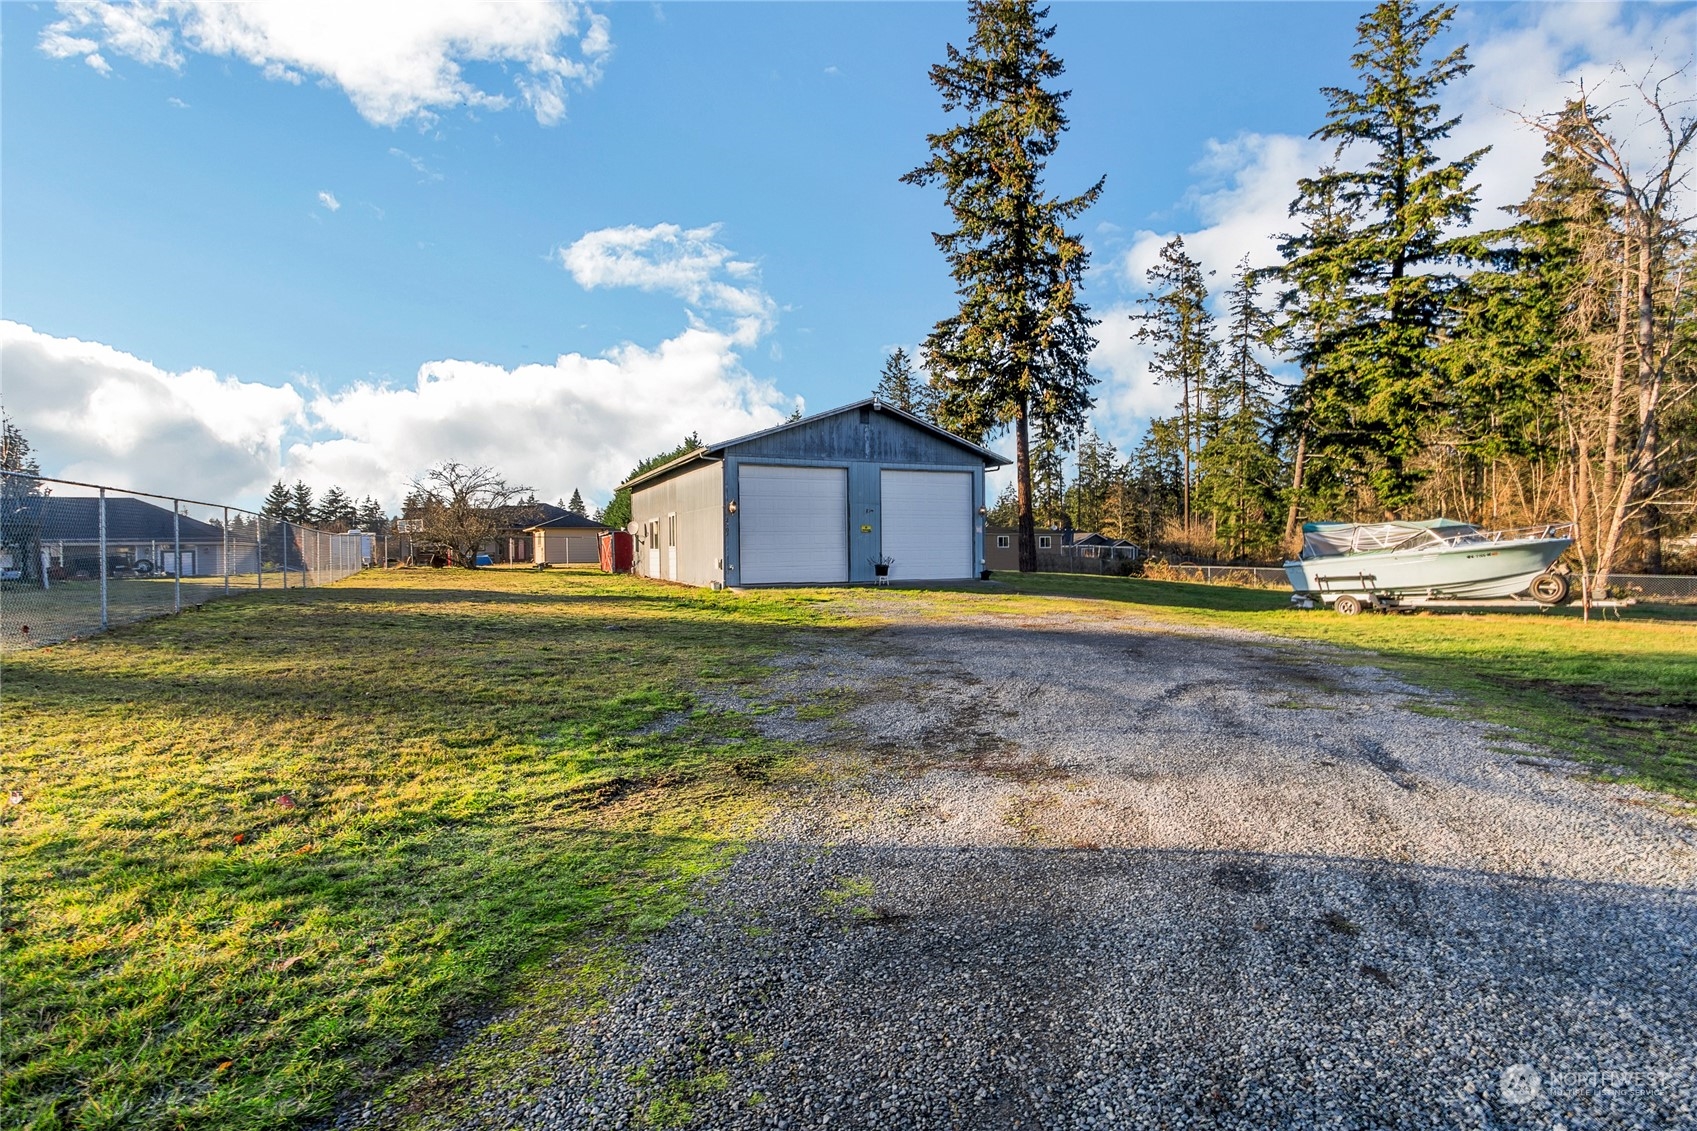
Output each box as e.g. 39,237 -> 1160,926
1334,594 -> 1364,616
1529,571 -> 1570,606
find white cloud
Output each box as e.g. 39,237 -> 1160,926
1,219 -> 795,511
316,190 -> 340,212
167,95 -> 190,109
0,320 -> 306,502
1094,1 -> 1695,453
38,1 -> 613,127
291,328 -> 789,509
4,319 -> 790,512
561,223 -> 777,344
389,146 -> 444,183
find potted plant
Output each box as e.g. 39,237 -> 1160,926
870,554 -> 894,580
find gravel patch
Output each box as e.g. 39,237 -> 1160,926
353,598 -> 1697,1130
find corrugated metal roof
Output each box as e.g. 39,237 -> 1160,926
620,398 -> 1013,491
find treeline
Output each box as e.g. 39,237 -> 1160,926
893,0 -> 1693,586
261,480 -> 390,533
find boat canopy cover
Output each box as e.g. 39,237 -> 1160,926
1300,518 -> 1479,559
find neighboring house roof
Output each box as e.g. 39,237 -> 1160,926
525,512 -> 610,533
621,398 -> 1015,492
8,495 -> 225,542
491,502 -> 568,531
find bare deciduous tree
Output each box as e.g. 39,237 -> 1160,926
408,462 -> 535,568
1526,69 -> 1696,607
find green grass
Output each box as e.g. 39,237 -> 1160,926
981,573 -> 1697,801
8,566 -> 1692,1131
1,569 -> 847,1131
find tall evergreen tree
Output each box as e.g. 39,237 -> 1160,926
1124,421 -> 1185,550
261,481 -> 292,518
599,434 -> 702,530
874,347 -> 936,420
1133,236 -> 1221,535
1288,0 -> 1486,512
567,489 -> 588,516
1196,260 -> 1282,559
1274,167 -> 1361,539
316,486 -> 355,530
355,496 -> 388,532
288,481 -> 315,526
904,0 -> 1104,571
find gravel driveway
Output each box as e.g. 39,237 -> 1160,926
416,597 -> 1697,1130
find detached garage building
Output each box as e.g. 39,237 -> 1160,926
526,512 -> 611,565
623,399 -> 1009,587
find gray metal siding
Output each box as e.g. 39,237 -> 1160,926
730,409 -> 985,470
637,411 -> 991,588
630,461 -> 725,586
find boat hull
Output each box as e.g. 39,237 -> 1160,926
1285,536 -> 1572,601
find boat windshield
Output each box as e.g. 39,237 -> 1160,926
1300,519 -> 1482,559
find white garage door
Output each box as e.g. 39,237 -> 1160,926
739,464 -> 848,585
881,470 -> 973,581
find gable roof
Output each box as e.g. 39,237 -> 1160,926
8,495 -> 226,542
488,502 -> 568,530
621,398 -> 1014,492
524,512 -> 610,532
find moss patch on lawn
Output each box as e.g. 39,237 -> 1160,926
1,569 -> 846,1131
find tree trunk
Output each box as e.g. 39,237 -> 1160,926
1634,231 -> 1662,573
1283,423 -> 1308,550
1015,399 -> 1037,572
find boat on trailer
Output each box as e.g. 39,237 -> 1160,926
1284,518 -> 1575,614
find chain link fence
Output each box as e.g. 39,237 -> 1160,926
1,471 -> 370,650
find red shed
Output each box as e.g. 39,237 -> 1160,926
599,530 -> 634,573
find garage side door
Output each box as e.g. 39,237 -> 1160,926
739,465 -> 848,585
881,470 -> 973,581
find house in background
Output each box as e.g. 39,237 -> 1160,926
526,512 -> 611,564
984,527 -> 1139,571
623,399 -> 1009,587
10,496 -> 237,577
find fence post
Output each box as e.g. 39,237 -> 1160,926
282,521 -> 290,590
98,488 -> 109,630
223,506 -> 231,595
173,502 -> 182,613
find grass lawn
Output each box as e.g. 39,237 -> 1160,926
6,566 -> 1692,1131
982,572 -> 1697,802
1,568 -> 846,1131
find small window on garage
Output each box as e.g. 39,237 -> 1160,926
1038,535 -> 1052,549
996,535 -> 1010,549
668,513 -> 676,546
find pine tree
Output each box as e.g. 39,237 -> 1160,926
1124,421 -> 1185,551
288,481 -> 315,526
903,0 -> 1104,571
316,486 -> 354,530
261,481 -> 292,518
1273,166 -> 1360,539
599,434 -> 702,530
875,347 -> 937,421
0,412 -> 44,580
1198,259 -> 1282,560
1,413 -> 37,477
568,489 -> 587,516
1133,236 -> 1221,537
1067,428 -> 1120,534
1293,0 -> 1487,512
356,496 -> 387,532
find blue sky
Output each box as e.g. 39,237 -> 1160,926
3,1 -> 1691,511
